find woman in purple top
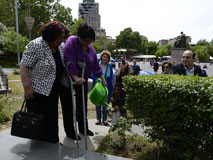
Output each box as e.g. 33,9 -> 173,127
63,23 -> 106,136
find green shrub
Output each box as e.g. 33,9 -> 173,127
108,117 -> 132,149
123,75 -> 213,159
0,95 -> 10,123
0,22 -> 8,33
0,27 -> 29,56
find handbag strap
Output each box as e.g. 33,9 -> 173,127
20,100 -> 27,112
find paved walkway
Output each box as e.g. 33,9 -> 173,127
0,119 -> 135,160
58,118 -> 145,151
59,119 -> 111,150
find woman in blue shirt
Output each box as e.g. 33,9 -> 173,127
92,50 -> 113,126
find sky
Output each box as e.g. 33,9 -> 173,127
60,0 -> 213,43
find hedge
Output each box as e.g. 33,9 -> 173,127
123,75 -> 213,159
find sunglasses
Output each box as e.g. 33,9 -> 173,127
163,66 -> 169,69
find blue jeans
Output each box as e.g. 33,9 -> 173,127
96,106 -> 108,121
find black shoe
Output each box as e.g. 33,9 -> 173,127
80,129 -> 94,136
95,121 -> 101,125
67,134 -> 81,140
103,122 -> 109,126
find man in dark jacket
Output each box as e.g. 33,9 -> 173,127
169,50 -> 202,76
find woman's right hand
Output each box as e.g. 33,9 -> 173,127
72,75 -> 85,85
24,86 -> 34,99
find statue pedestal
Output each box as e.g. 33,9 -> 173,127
171,48 -> 187,65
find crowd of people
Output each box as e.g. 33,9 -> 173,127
20,20 -> 208,144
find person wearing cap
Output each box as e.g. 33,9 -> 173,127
92,50 -> 113,126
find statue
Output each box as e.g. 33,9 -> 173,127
0,66 -> 8,91
174,32 -> 186,48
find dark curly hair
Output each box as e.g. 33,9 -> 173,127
77,22 -> 95,42
40,21 -> 69,43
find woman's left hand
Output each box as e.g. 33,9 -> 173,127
100,75 -> 107,87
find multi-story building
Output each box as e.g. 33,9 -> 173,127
95,28 -> 106,40
158,39 -> 168,46
78,0 -> 100,29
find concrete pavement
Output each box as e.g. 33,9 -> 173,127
0,119 -> 134,160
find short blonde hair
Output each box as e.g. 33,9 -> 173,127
100,50 -> 111,62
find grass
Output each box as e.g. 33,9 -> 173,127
0,72 -> 97,130
96,134 -> 162,160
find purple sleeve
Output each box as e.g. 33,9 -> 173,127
63,37 -> 78,75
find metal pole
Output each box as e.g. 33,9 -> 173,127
29,6 -> 31,17
14,0 -> 20,65
29,30 -> 31,41
104,41 -> 106,50
29,6 -> 31,40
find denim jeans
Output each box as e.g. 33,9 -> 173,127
96,106 -> 108,121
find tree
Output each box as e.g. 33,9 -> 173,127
195,39 -> 213,57
116,28 -> 143,53
68,18 -> 85,36
92,37 -> 107,53
193,45 -> 210,62
197,39 -> 209,46
165,43 -> 173,55
0,22 -> 8,53
51,1 -> 72,25
155,46 -> 168,58
92,42 -> 102,53
107,42 -> 116,54
186,42 -> 192,50
0,0 -> 15,27
210,39 -> 213,47
147,41 -> 158,55
0,27 -> 29,56
208,39 -> 213,57
0,0 -> 73,39
0,22 -> 8,33
139,35 -> 148,54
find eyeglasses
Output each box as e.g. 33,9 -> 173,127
163,66 -> 169,69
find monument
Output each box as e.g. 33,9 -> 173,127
0,66 -> 10,94
171,32 -> 187,64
